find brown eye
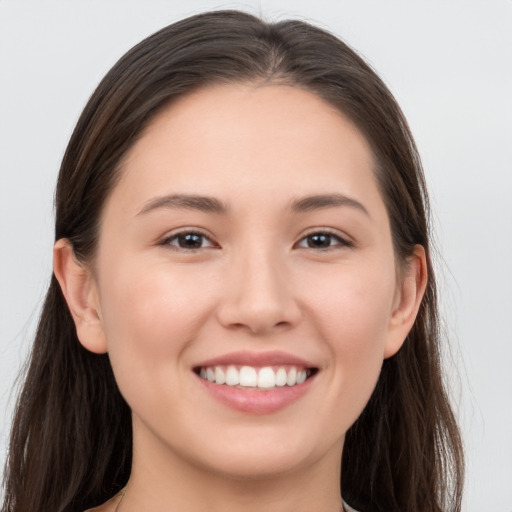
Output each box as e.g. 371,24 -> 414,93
297,232 -> 350,250
306,233 -> 332,248
163,231 -> 215,250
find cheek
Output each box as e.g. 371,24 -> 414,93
302,260 -> 396,418
96,259 -> 216,393
308,259 -> 395,349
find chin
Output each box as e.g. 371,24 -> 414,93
196,450 -> 315,481
181,425 -> 340,481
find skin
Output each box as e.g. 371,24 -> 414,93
54,83 -> 427,512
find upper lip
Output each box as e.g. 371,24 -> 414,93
194,350 -> 317,369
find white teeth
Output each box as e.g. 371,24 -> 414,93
286,367 -> 297,386
198,365 -> 312,389
215,366 -> 225,385
225,365 -> 239,386
275,367 -> 287,386
239,366 -> 257,387
257,367 -> 275,388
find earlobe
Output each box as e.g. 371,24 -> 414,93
53,239 -> 108,354
384,245 -> 428,359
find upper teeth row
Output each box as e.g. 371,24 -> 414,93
199,365 -> 308,388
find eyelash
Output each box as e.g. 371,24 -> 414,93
297,229 -> 353,251
160,230 -> 217,251
160,229 -> 353,252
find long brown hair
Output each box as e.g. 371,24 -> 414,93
2,10 -> 463,512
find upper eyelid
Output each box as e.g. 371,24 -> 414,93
297,228 -> 352,243
299,227 -> 348,238
160,226 -> 348,238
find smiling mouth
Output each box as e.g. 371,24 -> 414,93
194,365 -> 318,390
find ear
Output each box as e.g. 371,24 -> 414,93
384,244 -> 428,359
53,238 -> 108,354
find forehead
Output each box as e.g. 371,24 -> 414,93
109,83 -> 384,218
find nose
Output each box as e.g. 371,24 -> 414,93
216,247 -> 302,336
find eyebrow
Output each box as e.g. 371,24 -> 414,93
137,193 -> 369,217
137,194 -> 229,216
290,193 -> 370,216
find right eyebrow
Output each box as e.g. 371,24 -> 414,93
290,193 -> 370,217
137,194 -> 229,216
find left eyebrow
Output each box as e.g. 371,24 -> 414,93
289,193 -> 370,217
137,194 -> 229,216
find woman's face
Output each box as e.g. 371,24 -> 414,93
78,84 -> 420,480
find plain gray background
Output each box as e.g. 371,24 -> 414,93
1,1 -> 511,510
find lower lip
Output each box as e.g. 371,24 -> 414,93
196,374 -> 315,414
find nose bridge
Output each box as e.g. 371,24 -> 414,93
241,243 -> 284,303
217,236 -> 300,334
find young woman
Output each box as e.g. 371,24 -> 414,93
2,10 -> 464,512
